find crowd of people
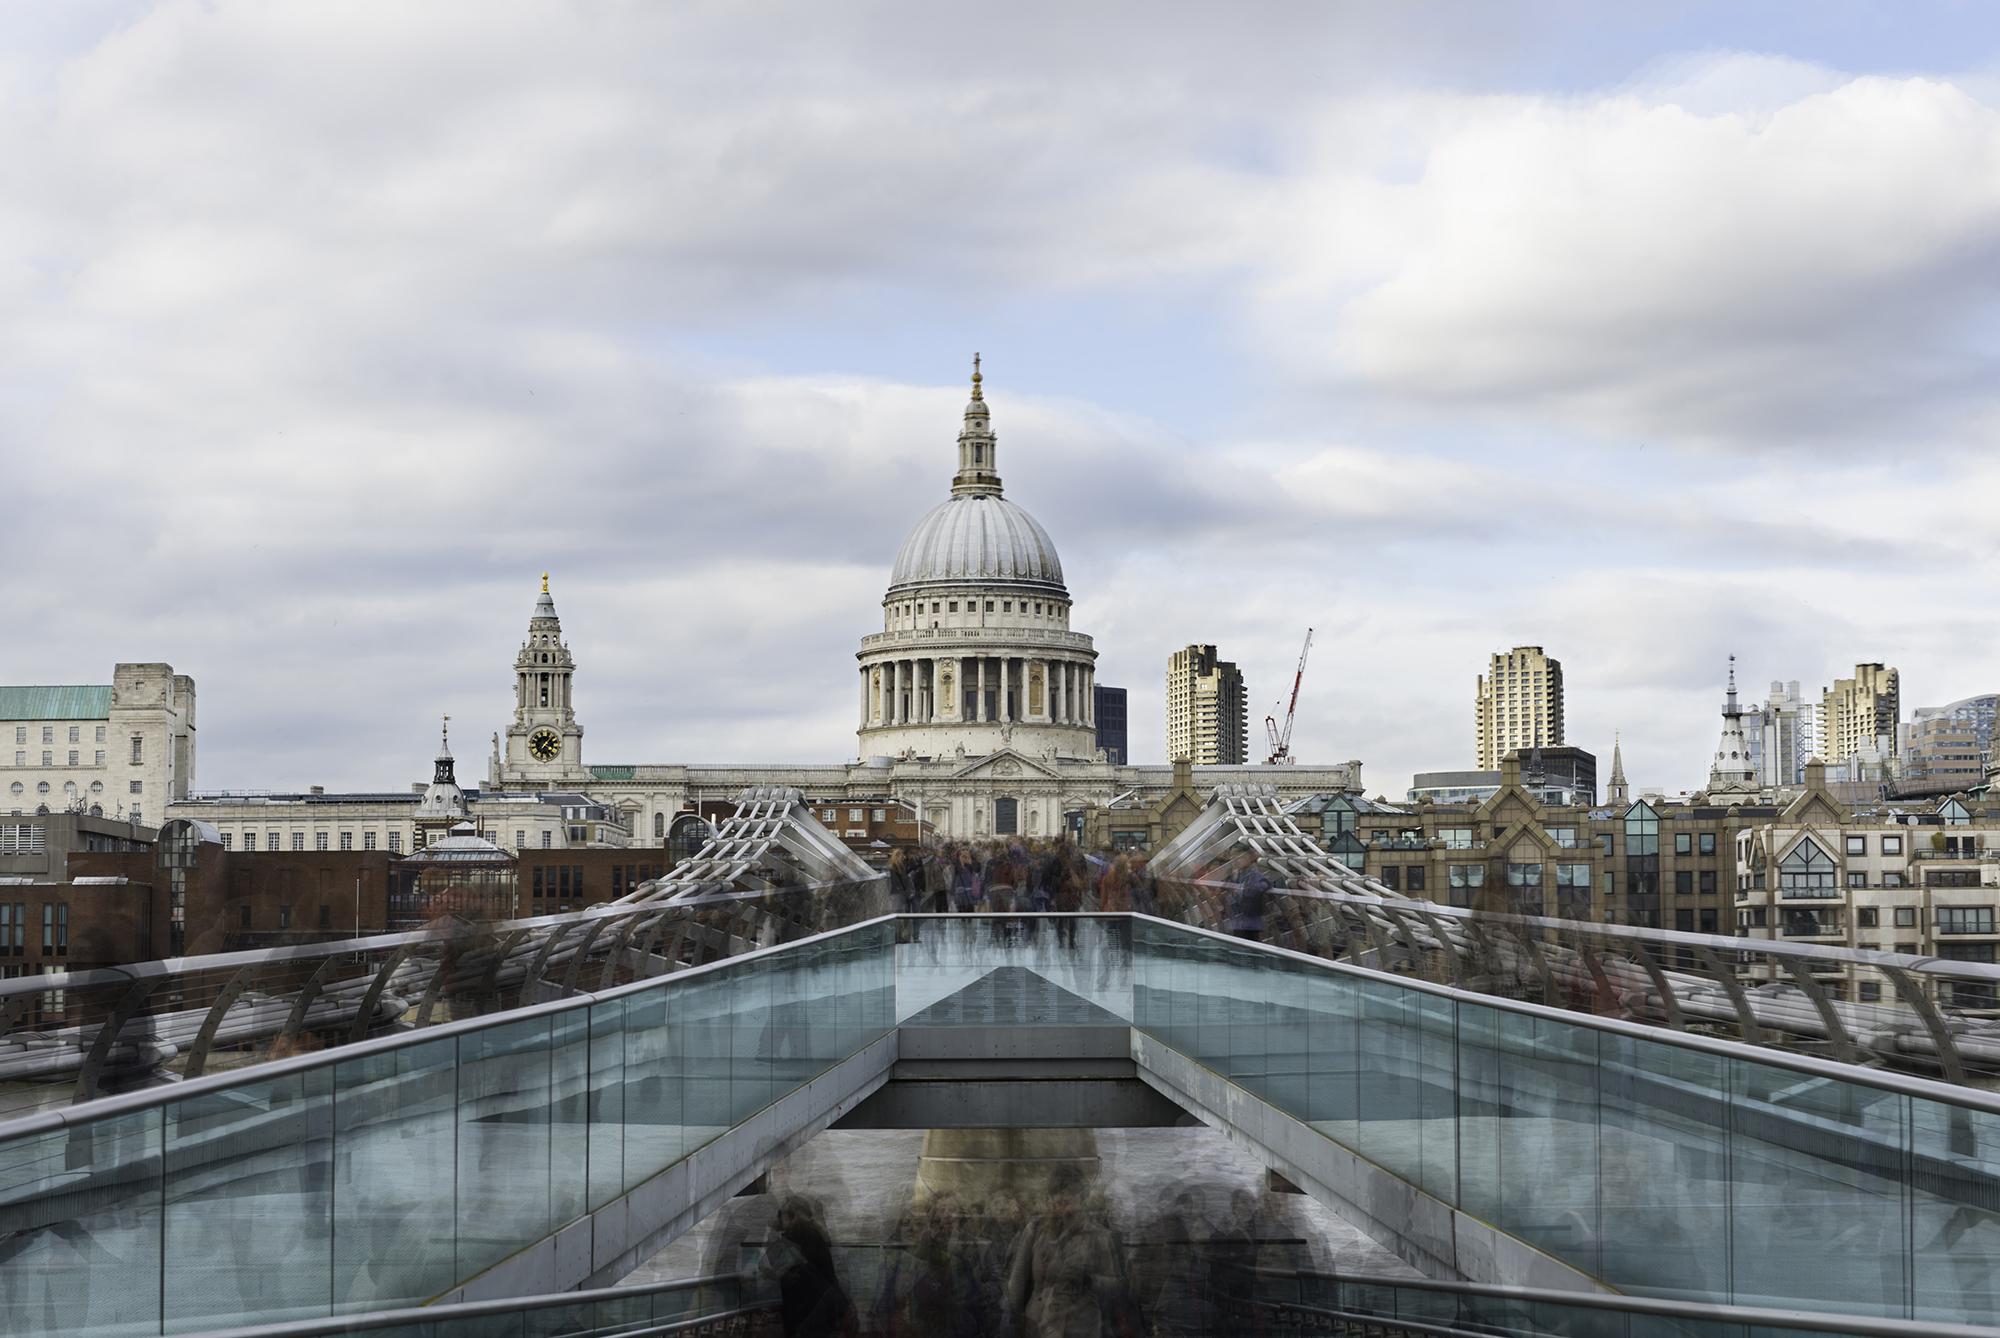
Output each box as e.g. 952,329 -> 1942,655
883,839 -> 1160,918
756,1173 -> 1295,1337
882,839 -> 1274,940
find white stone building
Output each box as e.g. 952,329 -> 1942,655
0,664 -> 195,825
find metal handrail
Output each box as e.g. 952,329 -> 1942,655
1143,909 -> 2000,1118
0,911 -> 901,1137
171,1273 -> 772,1338
1252,1267 -> 2000,1337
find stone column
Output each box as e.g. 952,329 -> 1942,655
1083,666 -> 1093,728
976,658 -> 987,722
897,660 -> 909,725
928,659 -> 939,722
999,658 -> 1011,723
860,666 -> 869,729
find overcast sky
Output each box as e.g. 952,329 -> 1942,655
7,2 -> 2000,798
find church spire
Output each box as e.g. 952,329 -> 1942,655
951,353 -> 1003,498
1607,731 -> 1629,806
1708,655 -> 1757,799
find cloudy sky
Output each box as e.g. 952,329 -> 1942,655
7,2 -> 2000,798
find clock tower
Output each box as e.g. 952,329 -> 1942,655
498,574 -> 588,785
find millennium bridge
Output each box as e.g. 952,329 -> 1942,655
7,786 -> 2000,1337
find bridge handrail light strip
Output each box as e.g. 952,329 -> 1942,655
170,1273 -> 774,1338
1246,1270 -> 2000,1338
160,1263 -> 2000,1338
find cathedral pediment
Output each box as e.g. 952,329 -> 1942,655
949,748 -> 1063,783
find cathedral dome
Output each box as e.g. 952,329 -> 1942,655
888,493 -> 1066,594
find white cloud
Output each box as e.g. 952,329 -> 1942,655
1264,68 -> 2000,443
4,7 -> 1999,803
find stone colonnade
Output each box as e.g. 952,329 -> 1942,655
861,656 -> 1095,729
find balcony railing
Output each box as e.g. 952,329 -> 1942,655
1912,847 -> 1987,860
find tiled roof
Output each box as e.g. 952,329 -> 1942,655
0,685 -> 112,721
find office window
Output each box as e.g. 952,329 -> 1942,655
94,750 -> 104,766
1859,981 -> 1882,1003
292,833 -> 304,851
1882,835 -> 1903,856
533,867 -> 544,898
40,752 -> 51,768
1937,907 -> 1996,935
363,832 -> 377,850
849,808 -> 863,822
130,736 -> 143,764
315,832 -> 329,851
541,831 -> 552,849
339,832 -> 353,851
1895,907 -> 1917,928
873,808 -> 886,822
95,726 -> 104,743
1674,871 -> 1693,895
11,753 -> 20,767
40,727 -> 52,745
42,903 -> 66,952
1405,866 -> 1426,892
1440,828 -> 1474,850
1846,835 -> 1867,856
1858,907 -> 1879,928
11,727 -> 20,745
220,833 -> 233,850
129,780 -> 141,795
1699,870 -> 1717,896
1545,828 -> 1577,848
67,726 -> 78,744
1381,866 -> 1401,890
388,831 -> 401,852
1598,834 -> 1615,857
515,830 -> 526,849
1675,833 -> 1691,855
1848,872 -> 1868,888
267,832 -> 281,851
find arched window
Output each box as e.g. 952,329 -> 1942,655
653,811 -> 665,839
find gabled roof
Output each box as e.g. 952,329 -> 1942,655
0,685 -> 112,721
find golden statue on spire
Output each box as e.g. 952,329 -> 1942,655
541,572 -> 550,594
970,352 -> 983,400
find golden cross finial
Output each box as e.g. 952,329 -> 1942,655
970,352 -> 982,399
541,572 -> 550,594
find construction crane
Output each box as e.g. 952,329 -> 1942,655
1263,627 -> 1314,765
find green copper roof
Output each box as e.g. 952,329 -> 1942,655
590,765 -> 636,781
0,685 -> 113,720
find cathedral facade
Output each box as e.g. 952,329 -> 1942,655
486,362 -> 1363,845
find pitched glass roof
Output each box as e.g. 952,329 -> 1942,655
0,685 -> 113,720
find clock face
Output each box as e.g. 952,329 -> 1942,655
528,729 -> 562,762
